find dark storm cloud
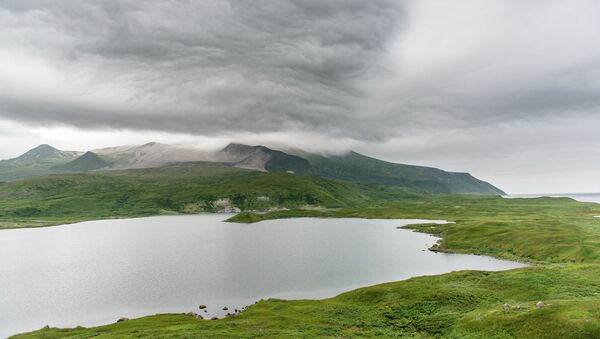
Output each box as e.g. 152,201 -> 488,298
0,0 -> 403,137
1,0 -> 600,147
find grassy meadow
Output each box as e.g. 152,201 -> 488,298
0,163 -> 416,230
4,168 -> 600,338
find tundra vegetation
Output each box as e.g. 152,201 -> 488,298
0,162 -> 417,229
8,177 -> 600,338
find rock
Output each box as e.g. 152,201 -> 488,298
502,303 -> 510,311
186,312 -> 204,319
117,317 -> 129,322
536,301 -> 545,308
199,305 -> 207,310
222,306 -> 229,311
511,305 -> 524,310
428,243 -> 442,253
211,316 -> 218,320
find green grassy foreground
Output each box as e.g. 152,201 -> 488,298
12,195 -> 600,338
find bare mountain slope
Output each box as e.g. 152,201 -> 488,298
216,143 -> 312,174
93,142 -> 210,169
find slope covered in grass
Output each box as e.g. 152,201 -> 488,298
14,266 -> 600,338
0,162 -> 415,229
232,195 -> 600,263
0,144 -> 80,181
12,196 -> 600,338
305,151 -> 505,195
52,151 -> 111,172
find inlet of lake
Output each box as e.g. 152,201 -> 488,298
0,215 -> 527,337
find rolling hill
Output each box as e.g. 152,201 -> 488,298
0,162 -> 417,229
0,144 -> 81,181
52,151 -> 111,172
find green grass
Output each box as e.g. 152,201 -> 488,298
7,171 -> 600,338
231,196 -> 600,264
13,265 -> 600,338
0,162 -> 416,229
305,151 -> 505,195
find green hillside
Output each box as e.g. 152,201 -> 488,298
305,151 -> 505,195
0,145 -> 80,181
0,143 -> 505,196
52,151 -> 111,172
264,149 -> 312,174
0,162 -> 414,229
13,196 -> 600,338
218,144 -> 504,195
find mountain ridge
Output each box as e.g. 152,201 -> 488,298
0,142 -> 505,195
304,150 -> 505,195
0,144 -> 82,181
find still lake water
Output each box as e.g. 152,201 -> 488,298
0,215 -> 526,337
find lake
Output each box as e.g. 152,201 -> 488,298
0,215 -> 526,337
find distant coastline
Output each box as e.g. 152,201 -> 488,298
504,192 -> 600,204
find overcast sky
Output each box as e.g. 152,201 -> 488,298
1,0 -> 600,194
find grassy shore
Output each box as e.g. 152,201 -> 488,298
0,163 -> 416,230
12,195 -> 600,338
230,195 -> 600,263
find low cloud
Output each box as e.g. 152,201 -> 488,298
2,1 -> 600,193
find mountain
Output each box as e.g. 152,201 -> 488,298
304,151 -> 505,195
216,143 -> 312,174
0,144 -> 81,181
0,142 -> 504,195
216,143 -> 503,195
93,142 -> 209,169
53,151 -> 111,172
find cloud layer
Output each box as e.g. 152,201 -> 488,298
2,0 -> 600,138
0,0 -> 402,138
2,0 -> 600,193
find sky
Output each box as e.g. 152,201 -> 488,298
1,0 -> 600,194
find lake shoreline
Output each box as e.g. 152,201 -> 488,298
9,196 -> 600,338
1,215 -> 526,337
